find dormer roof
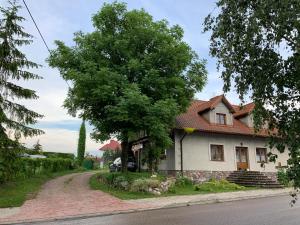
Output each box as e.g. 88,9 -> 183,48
198,94 -> 236,114
175,97 -> 269,137
233,102 -> 255,118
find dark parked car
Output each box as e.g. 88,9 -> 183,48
109,156 -> 137,172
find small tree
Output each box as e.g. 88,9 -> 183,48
77,119 -> 86,164
32,140 -> 42,153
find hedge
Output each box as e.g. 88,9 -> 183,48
23,150 -> 75,159
0,158 -> 75,183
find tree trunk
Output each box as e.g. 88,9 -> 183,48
121,140 -> 129,173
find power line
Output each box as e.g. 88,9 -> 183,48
22,0 -> 51,54
22,0 -> 71,88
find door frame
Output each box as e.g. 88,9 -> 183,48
235,146 -> 250,170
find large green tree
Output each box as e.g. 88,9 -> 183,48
0,1 -> 43,145
204,1 -> 300,186
0,1 -> 43,182
77,119 -> 86,164
49,2 -> 207,172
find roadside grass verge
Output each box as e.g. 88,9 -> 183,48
0,168 -> 86,208
90,172 -> 255,200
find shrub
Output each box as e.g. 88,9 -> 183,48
175,176 -> 193,187
130,178 -> 160,192
277,169 -> 290,186
194,179 -> 245,192
113,176 -> 129,190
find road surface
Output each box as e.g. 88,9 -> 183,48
26,195 -> 300,225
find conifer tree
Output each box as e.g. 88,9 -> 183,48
0,0 -> 43,146
77,119 -> 86,164
32,139 -> 42,153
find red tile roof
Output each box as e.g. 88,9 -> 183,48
197,94 -> 236,113
99,140 -> 121,151
175,96 -> 269,137
233,102 -> 255,118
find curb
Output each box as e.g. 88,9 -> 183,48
0,191 -> 291,225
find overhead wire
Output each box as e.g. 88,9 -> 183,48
22,0 -> 71,88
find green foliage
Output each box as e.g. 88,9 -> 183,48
0,0 -> 43,142
102,150 -> 121,165
0,146 -> 21,183
204,0 -> 300,188
277,169 -> 290,187
130,178 -> 160,192
175,176 -> 193,187
0,157 -> 75,183
32,140 -> 43,153
194,179 -> 245,192
48,2 -> 207,172
42,152 -> 75,159
77,120 -> 86,164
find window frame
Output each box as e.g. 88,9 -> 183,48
210,144 -> 225,162
216,113 -> 227,125
256,147 -> 268,163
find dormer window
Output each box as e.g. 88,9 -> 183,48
216,113 -> 226,125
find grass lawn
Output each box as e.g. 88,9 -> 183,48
90,172 -> 256,200
0,169 -> 86,208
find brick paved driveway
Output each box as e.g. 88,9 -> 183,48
0,172 -> 149,224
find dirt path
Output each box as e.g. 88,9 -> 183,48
0,172 -> 148,224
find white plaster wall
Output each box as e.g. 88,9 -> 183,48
172,130 -> 289,172
158,148 -> 175,170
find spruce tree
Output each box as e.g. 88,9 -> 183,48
0,0 -> 43,145
77,119 -> 86,164
32,139 -> 42,153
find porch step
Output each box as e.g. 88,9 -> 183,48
226,171 -> 283,188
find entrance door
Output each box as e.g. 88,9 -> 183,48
236,147 -> 248,170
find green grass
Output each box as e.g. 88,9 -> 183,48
90,173 -> 255,200
0,169 -> 86,208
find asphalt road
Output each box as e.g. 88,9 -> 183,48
29,195 -> 300,225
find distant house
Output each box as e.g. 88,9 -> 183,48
99,140 -> 121,151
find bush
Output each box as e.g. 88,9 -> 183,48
277,169 -> 290,186
97,172 -> 162,192
130,178 -> 160,192
42,152 -> 75,159
175,176 -> 193,187
0,158 -> 75,183
194,179 -> 245,192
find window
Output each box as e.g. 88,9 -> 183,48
256,148 -> 267,163
216,113 -> 226,125
210,144 -> 224,161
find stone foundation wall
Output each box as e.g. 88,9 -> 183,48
160,170 -> 279,183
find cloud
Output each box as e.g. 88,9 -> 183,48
21,128 -> 101,155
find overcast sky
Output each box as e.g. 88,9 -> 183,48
0,0 -> 245,155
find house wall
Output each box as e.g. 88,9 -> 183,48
158,147 -> 175,171
170,130 -> 289,173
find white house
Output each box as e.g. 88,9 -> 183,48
156,95 -> 289,182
